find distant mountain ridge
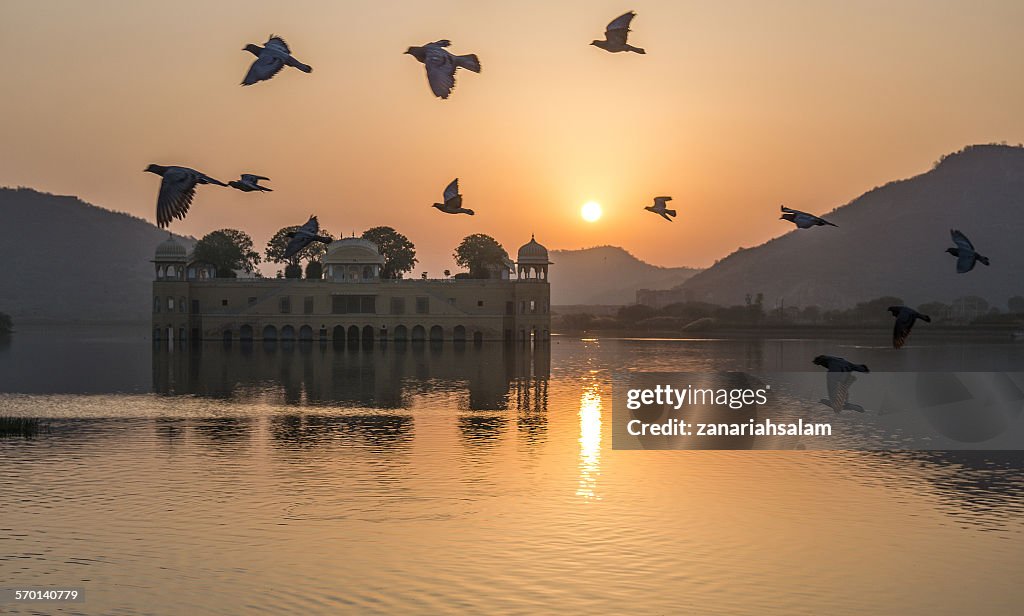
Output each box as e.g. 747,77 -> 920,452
672,144 -> 1024,310
0,188 -> 694,322
549,245 -> 699,305
0,187 -> 194,321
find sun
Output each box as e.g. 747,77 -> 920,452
581,201 -> 603,222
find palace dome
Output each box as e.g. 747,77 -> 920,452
154,236 -> 187,262
324,237 -> 385,265
517,235 -> 550,264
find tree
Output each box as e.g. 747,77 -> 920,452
0,311 -> 12,335
1008,296 -> 1024,314
617,304 -> 657,324
192,229 -> 261,278
361,226 -> 417,279
265,224 -> 334,270
454,234 -> 509,279
305,260 -> 323,280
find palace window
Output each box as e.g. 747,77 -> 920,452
477,300 -> 484,307
304,296 -> 314,315
221,299 -> 228,307
530,300 -> 536,314
154,296 -> 161,313
167,297 -> 175,311
280,297 -> 291,314
391,297 -> 406,315
332,295 -> 376,314
416,297 -> 429,314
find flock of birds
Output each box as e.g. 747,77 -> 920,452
138,11 -> 997,411
145,13 -> 650,249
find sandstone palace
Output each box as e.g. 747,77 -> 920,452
152,235 -> 551,345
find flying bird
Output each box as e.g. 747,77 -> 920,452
644,196 -> 676,222
432,178 -> 474,215
228,174 -> 272,192
241,35 -> 312,86
145,164 -> 227,228
888,306 -> 931,349
591,11 -> 646,54
283,216 -> 333,260
780,205 -> 837,229
946,229 -> 990,273
813,355 -> 869,413
404,40 -> 481,99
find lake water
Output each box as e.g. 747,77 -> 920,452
1,327 -> 1022,614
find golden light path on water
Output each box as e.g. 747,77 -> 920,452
576,381 -> 602,500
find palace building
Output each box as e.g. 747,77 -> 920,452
152,235 -> 551,344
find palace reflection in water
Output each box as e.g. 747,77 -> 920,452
152,339 -> 550,447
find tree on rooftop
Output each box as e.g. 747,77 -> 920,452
454,234 -> 509,279
362,226 -> 417,279
192,229 -> 261,278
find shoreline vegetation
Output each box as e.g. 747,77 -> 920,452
553,295 -> 1024,338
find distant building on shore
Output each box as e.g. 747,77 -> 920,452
635,287 -> 691,309
152,235 -> 551,344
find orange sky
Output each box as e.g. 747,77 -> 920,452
3,0 -> 1024,276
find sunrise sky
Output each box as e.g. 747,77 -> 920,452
4,0 -> 1024,275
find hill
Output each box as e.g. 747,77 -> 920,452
549,246 -> 699,305
672,144 -> 1024,310
0,187 -> 194,322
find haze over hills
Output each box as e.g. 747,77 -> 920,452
0,188 -> 195,322
550,246 -> 699,306
0,188 -> 696,322
670,145 -> 1024,310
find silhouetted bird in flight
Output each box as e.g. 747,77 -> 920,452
145,164 -> 227,228
404,40 -> 481,99
283,216 -> 332,259
946,229 -> 989,273
591,12 -> 645,54
813,355 -> 869,413
780,205 -> 837,229
888,306 -> 931,349
241,35 -> 312,86
228,174 -> 272,192
432,178 -> 474,215
644,196 -> 676,221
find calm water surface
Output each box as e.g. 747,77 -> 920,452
1,327 -> 1022,615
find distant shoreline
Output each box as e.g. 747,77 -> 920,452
551,325 -> 1022,340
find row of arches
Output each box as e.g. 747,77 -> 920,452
229,324 -> 482,344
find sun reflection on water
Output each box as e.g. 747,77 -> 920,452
576,384 -> 603,500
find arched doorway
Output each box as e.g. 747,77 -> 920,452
240,324 -> 254,341
222,330 -> 233,343
361,325 -> 375,347
299,325 -> 314,341
332,325 -> 345,341
347,325 -> 360,345
263,325 -> 278,340
429,325 -> 443,342
453,325 -> 467,342
411,325 -> 426,342
393,325 -> 408,342
281,325 -> 296,341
